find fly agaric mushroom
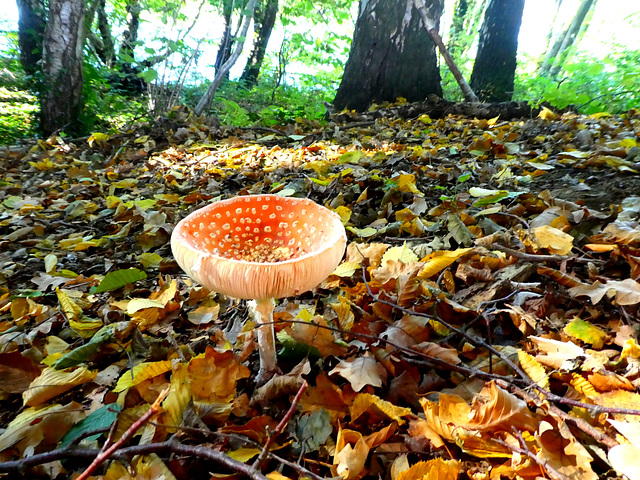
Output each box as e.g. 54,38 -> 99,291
171,194 -> 347,383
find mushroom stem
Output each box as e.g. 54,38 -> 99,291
248,298 -> 277,384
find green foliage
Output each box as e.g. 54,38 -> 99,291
514,50 -> 640,114
186,69 -> 336,127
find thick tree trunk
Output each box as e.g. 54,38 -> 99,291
16,0 -> 47,78
469,0 -> 524,102
333,0 -> 443,112
240,0 -> 279,88
41,0 -> 86,136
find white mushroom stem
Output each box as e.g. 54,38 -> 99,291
248,298 -> 277,384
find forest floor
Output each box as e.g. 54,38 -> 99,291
1,102 -> 640,480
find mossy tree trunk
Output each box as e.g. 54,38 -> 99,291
469,0 -> 524,102
333,0 -> 443,112
41,0 -> 86,136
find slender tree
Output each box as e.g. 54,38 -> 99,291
469,0 -> 525,102
539,0 -> 596,77
333,0 -> 443,111
240,0 -> 279,87
40,0 -> 87,135
195,0 -> 258,115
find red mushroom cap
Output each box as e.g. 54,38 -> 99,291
171,195 -> 347,300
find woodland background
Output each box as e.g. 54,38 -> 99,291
1,1 -> 640,480
0,0 -> 638,142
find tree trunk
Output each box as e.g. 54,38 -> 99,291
41,0 -> 86,136
469,0 -> 524,102
119,0 -> 141,61
333,0 -> 443,112
95,0 -> 116,67
240,0 -> 279,88
215,10 -> 234,74
16,0 -> 47,78
195,0 -> 258,116
547,0 -> 596,77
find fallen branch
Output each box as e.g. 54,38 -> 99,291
253,380 -> 308,469
0,440 -> 270,480
76,386 -> 170,480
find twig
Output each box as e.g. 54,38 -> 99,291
0,441 -> 270,480
489,244 -> 602,264
494,428 -> 569,480
253,380 -> 308,469
509,386 -> 618,449
76,386 -> 170,480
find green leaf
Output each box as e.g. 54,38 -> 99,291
137,69 -> 158,83
563,318 -> 607,349
338,151 -> 365,164
59,404 -> 122,448
294,409 -> 332,453
52,326 -> 114,369
93,268 -> 147,294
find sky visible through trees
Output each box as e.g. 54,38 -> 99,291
2,0 -> 638,84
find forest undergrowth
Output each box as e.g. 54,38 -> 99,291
0,102 -> 640,479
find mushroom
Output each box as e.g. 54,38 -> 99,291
171,194 -> 347,383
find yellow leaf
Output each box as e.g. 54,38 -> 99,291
334,205 -> 352,224
517,350 -> 549,389
570,373 -> 599,399
418,248 -> 473,279
332,427 -> 370,480
23,366 -> 97,406
395,459 -> 460,480
114,360 -> 173,393
161,363 -> 191,432
538,106 -> 557,120
621,339 -> 640,360
332,261 -> 361,277
532,225 -> 574,255
227,447 -> 261,462
126,298 -> 165,314
0,402 -> 84,454
350,393 -> 412,425
56,287 -> 82,321
396,174 -> 421,194
563,317 -> 608,349
381,243 -> 418,264
346,226 -> 378,238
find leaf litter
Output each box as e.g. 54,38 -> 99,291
0,104 -> 640,479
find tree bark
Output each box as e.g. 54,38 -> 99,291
469,0 -> 525,102
94,0 -> 116,67
16,0 -> 47,78
240,0 -> 279,88
119,0 -> 141,61
41,0 -> 86,136
195,0 -> 258,116
215,8 -> 234,75
333,0 -> 443,112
